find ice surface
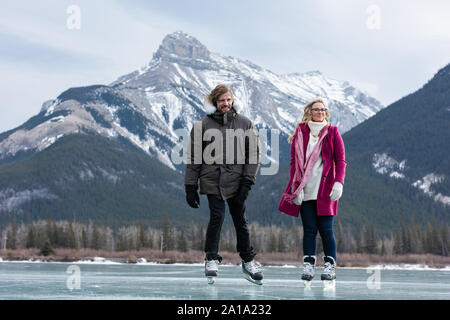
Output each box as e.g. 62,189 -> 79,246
0,261 -> 449,300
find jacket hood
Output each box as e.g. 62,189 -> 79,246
204,96 -> 244,114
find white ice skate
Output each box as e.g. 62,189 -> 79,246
242,260 -> 263,285
205,259 -> 219,284
301,255 -> 316,287
321,256 -> 336,289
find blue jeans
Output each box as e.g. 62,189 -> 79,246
300,200 -> 337,261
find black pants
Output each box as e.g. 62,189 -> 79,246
204,194 -> 256,263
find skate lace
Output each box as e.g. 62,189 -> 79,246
323,262 -> 335,274
206,260 -> 219,270
304,262 -> 314,273
245,261 -> 262,274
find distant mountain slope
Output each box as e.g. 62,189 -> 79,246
0,31 -> 384,172
0,133 -> 210,228
338,63 -> 450,230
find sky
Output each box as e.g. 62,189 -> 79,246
0,0 -> 449,132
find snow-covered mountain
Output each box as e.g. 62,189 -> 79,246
0,31 -> 384,170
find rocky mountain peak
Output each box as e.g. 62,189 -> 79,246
154,31 -> 210,61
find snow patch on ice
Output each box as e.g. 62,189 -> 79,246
75,257 -> 122,265
367,264 -> 450,271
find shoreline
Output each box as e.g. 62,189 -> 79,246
1,248 -> 450,269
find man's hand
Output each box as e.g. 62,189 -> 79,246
185,184 -> 200,208
233,178 -> 253,206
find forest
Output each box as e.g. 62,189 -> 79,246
1,213 -> 448,259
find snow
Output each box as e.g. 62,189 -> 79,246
389,171 -> 405,179
412,173 -> 449,206
434,193 -> 450,206
372,153 -> 406,178
49,115 -> 65,123
40,134 -> 64,150
412,173 -> 444,196
75,257 -> 122,265
277,107 -> 293,122
367,264 -> 450,271
0,32 -> 385,175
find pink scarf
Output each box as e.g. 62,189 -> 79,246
285,123 -> 329,204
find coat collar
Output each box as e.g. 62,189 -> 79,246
204,96 -> 244,115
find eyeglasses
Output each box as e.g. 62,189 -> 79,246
311,108 -> 327,112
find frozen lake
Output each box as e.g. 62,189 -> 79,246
0,260 -> 449,300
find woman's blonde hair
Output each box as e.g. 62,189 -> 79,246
287,98 -> 330,143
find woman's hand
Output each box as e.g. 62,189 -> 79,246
294,189 -> 304,205
330,182 -> 343,201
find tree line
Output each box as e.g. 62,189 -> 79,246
1,213 -> 448,257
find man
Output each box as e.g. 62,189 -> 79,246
184,84 -> 263,285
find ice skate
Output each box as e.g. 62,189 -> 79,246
321,256 -> 336,288
205,259 -> 219,284
242,260 -> 263,285
301,255 -> 316,287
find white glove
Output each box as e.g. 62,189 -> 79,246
330,182 -> 343,201
294,189 -> 304,205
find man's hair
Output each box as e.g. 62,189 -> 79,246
207,84 -> 234,107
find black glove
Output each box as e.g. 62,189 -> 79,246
185,184 -> 200,208
233,178 -> 253,206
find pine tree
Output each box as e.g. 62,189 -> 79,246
197,226 -> 205,251
380,239 -> 387,256
336,221 -> 345,253
67,221 -> 76,249
91,223 -> 102,250
26,224 -> 36,249
393,230 -> 402,254
6,218 -> 17,250
440,224 -> 449,256
400,221 -> 410,254
136,221 -> 147,251
81,228 -> 88,249
161,213 -> 174,251
178,229 -> 188,252
188,222 -> 197,250
363,220 -> 378,254
424,222 -> 433,253
40,238 -> 54,256
277,232 -> 287,253
116,231 -> 128,251
267,231 -> 277,252
354,229 -> 363,254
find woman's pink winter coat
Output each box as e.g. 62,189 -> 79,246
278,123 -> 347,217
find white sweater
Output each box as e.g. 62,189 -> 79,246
303,120 -> 328,201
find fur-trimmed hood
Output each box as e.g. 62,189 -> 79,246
204,96 -> 244,115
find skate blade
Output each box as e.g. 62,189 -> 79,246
207,276 -> 216,284
322,279 -> 336,289
244,273 -> 263,285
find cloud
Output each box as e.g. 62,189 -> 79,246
0,0 -> 449,132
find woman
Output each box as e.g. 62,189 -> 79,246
278,98 -> 346,282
